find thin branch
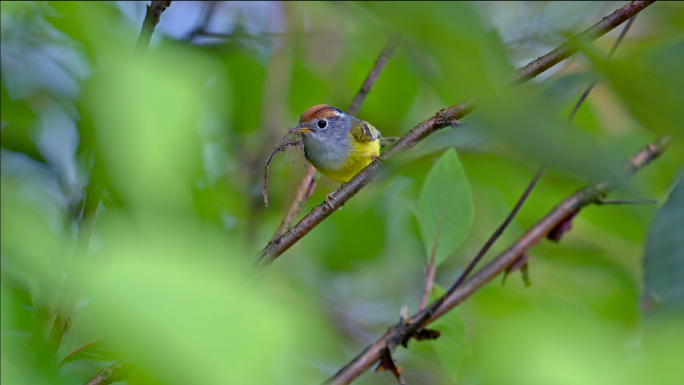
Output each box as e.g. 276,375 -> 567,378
325,137 -> 670,385
272,165 -> 317,240
348,38 -> 398,117
417,261 -> 436,312
444,166 -> 545,299
567,15 -> 637,121
134,1 -> 172,56
83,361 -> 134,385
255,1 -> 654,270
418,209 -> 443,311
267,38 -> 398,239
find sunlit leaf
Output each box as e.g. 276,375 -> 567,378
416,149 -> 473,266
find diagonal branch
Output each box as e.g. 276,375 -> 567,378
255,1 -> 655,270
325,137 -> 670,385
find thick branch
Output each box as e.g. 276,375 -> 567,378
326,137 -> 669,385
134,1 -> 172,56
255,1 -> 654,269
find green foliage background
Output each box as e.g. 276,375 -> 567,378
1,1 -> 683,384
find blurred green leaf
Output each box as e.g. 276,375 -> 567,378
22,272 -> 55,323
363,2 -> 511,104
643,173 -> 684,312
0,334 -> 37,384
305,192 -> 386,271
595,39 -> 684,141
477,90 -> 625,184
75,213 -> 326,385
416,149 -> 473,266
0,84 -> 43,163
55,303 -> 122,367
429,285 -> 472,381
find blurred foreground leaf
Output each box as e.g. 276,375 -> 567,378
75,214 -> 325,385
55,303 -> 122,367
596,40 -> 684,141
478,90 -> 624,184
416,149 -> 473,266
0,85 -> 43,163
643,173 -> 684,312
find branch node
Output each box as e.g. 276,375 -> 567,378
375,347 -> 405,385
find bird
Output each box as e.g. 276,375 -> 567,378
296,104 -> 384,209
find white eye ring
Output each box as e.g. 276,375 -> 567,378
317,119 -> 328,129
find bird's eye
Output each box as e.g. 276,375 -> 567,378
317,119 -> 328,129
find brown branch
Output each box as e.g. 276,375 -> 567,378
134,1 -> 172,56
325,137 -> 670,385
255,1 -> 655,270
83,361 -> 134,385
267,39 -> 398,237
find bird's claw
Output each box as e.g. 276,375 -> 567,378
325,193 -> 336,210
371,154 -> 384,164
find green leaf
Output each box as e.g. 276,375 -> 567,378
594,40 -> 684,141
55,303 -> 122,367
643,173 -> 684,312
0,84 -> 43,163
430,285 -> 473,381
416,149 -> 474,266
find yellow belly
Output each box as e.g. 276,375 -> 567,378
318,137 -> 380,183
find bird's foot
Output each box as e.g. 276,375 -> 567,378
371,154 -> 384,164
325,193 -> 336,210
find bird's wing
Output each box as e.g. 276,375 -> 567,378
350,118 -> 381,143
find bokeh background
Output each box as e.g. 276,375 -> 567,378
2,1 -> 683,384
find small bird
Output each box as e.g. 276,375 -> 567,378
297,104 -> 383,208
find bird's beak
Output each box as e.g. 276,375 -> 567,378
297,126 -> 312,133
